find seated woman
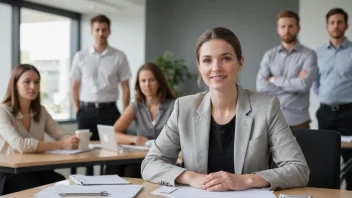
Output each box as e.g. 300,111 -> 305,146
106,63 -> 176,177
0,64 -> 79,195
141,27 -> 309,191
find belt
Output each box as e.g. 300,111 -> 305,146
80,101 -> 116,109
320,103 -> 352,111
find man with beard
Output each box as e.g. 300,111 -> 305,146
313,8 -> 352,190
257,10 -> 317,129
70,15 -> 131,175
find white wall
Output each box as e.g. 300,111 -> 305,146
299,0 -> 352,129
80,6 -> 146,111
0,3 -> 12,98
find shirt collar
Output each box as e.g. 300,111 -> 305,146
327,37 -> 350,49
278,41 -> 302,53
89,45 -> 111,55
16,111 -> 35,120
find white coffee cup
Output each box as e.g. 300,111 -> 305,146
75,129 -> 92,150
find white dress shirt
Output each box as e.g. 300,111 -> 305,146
70,45 -> 132,102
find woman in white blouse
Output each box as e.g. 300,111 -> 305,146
0,64 -> 79,195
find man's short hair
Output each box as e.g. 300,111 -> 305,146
91,15 -> 111,29
326,8 -> 348,24
277,10 -> 300,26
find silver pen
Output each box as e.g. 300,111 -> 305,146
59,191 -> 109,197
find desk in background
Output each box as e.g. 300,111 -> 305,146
0,148 -> 148,174
2,178 -> 352,198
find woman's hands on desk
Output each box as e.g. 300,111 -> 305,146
60,135 -> 79,150
176,170 -> 269,192
202,171 -> 269,191
133,136 -> 148,146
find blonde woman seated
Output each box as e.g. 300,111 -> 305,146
106,63 -> 176,176
0,64 -> 79,195
141,28 -> 309,191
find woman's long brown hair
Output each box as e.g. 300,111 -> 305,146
2,64 -> 42,122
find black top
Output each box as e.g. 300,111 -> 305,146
207,115 -> 236,174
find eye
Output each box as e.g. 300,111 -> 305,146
223,56 -> 232,61
202,58 -> 211,63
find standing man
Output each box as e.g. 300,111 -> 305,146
257,10 -> 317,129
313,8 -> 352,190
71,15 -> 131,175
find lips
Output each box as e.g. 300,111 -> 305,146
210,76 -> 227,80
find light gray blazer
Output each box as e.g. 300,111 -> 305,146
141,86 -> 309,190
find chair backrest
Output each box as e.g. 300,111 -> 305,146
292,129 -> 341,189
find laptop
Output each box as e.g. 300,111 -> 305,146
97,124 -> 120,152
97,124 -> 150,151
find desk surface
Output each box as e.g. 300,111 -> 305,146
2,178 -> 352,198
342,142 -> 352,149
0,147 -> 147,174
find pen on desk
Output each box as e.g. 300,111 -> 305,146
58,191 -> 109,197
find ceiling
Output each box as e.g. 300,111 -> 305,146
25,0 -> 145,14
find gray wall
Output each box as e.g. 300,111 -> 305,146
146,0 -> 299,94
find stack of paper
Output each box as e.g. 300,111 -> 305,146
33,185 -> 143,197
341,136 -> 352,143
45,144 -> 97,154
152,186 -> 276,198
119,144 -> 150,151
69,174 -> 131,185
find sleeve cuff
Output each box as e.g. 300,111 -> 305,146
254,170 -> 281,191
167,167 -> 187,186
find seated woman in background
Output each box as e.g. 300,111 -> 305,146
141,27 -> 309,191
114,62 -> 176,146
0,64 -> 79,195
106,63 -> 176,177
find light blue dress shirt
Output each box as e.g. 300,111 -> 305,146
257,42 -> 317,126
313,38 -> 352,105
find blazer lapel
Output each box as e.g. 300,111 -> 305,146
234,86 -> 253,174
193,92 -> 211,174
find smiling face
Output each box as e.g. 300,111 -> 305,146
138,69 -> 160,97
16,70 -> 40,102
197,39 -> 243,91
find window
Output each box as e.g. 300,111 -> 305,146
0,2 -> 12,97
20,8 -> 72,121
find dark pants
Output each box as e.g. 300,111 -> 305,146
74,103 -> 121,175
1,171 -> 65,195
317,105 -> 352,190
105,163 -> 142,178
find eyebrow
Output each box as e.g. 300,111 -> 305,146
201,52 -> 233,58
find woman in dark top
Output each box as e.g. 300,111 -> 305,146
141,27 -> 309,191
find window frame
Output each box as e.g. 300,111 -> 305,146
0,0 -> 81,123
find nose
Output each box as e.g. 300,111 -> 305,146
212,60 -> 222,73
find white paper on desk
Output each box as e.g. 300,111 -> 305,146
70,174 -> 131,185
45,144 -> 96,154
33,185 -> 144,198
153,186 -> 275,198
120,144 -> 150,151
341,136 -> 352,143
151,186 -> 182,195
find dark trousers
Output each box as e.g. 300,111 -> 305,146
317,105 -> 352,190
1,171 -> 65,195
74,103 -> 121,175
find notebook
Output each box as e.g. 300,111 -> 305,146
69,174 -> 131,185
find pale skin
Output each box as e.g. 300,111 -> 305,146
16,71 -> 79,152
114,70 -> 161,146
326,14 -> 348,48
176,39 -> 269,191
269,17 -> 307,84
71,22 -> 130,114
